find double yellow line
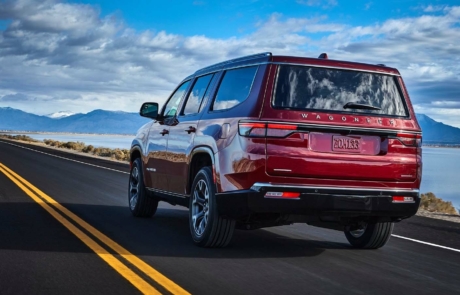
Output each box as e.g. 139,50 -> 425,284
0,163 -> 189,295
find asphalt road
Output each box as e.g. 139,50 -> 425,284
0,139 -> 459,295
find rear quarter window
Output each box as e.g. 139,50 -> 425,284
273,65 -> 408,117
212,66 -> 258,111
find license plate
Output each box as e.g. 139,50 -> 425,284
332,136 -> 361,152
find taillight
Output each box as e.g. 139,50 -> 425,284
238,122 -> 266,137
266,123 -> 297,137
396,133 -> 422,147
239,122 -> 298,138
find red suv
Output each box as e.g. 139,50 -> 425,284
129,52 -> 422,249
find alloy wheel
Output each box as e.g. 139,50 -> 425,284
191,179 -> 209,237
349,223 -> 367,238
129,166 -> 139,211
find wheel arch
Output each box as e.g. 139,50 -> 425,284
130,145 -> 143,164
187,146 -> 215,195
130,145 -> 147,183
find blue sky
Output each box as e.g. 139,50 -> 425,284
1,0 -> 460,126
72,0 -> 447,38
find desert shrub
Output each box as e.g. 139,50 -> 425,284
1,134 -> 39,142
112,149 -> 124,160
44,139 -> 61,147
419,192 -> 458,215
61,141 -> 85,151
2,134 -> 130,162
111,148 -> 129,161
82,145 -> 94,153
93,147 -> 112,157
88,147 -> 129,161
18,135 -> 38,142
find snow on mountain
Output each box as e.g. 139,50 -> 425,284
46,111 -> 76,119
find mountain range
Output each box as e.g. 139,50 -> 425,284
415,114 -> 460,145
0,107 -> 151,135
0,107 -> 459,143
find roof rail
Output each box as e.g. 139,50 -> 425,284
195,52 -> 272,75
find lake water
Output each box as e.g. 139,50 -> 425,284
8,133 -> 460,210
16,133 -> 134,150
420,147 -> 460,211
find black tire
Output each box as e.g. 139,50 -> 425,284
344,222 -> 394,249
189,167 -> 235,248
128,158 -> 159,217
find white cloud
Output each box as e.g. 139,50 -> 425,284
422,5 -> 447,13
296,0 -> 338,9
0,0 -> 460,127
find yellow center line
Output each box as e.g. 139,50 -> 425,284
0,165 -> 161,295
0,163 -> 190,295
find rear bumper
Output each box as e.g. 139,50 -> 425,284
215,183 -> 420,220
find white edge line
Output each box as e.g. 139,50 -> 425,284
391,234 -> 460,253
0,140 -> 129,175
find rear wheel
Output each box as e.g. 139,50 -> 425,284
128,158 -> 159,217
344,222 -> 394,249
189,167 -> 235,247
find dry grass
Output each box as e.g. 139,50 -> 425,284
0,135 -> 129,161
44,139 -> 86,151
42,139 -> 130,161
0,134 -> 40,142
419,192 -> 458,215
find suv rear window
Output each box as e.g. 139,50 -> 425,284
273,65 -> 408,117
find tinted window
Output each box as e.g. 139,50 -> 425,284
273,65 -> 408,117
163,81 -> 190,118
212,66 -> 258,111
182,74 -> 214,115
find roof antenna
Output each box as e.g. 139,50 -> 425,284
318,53 -> 328,59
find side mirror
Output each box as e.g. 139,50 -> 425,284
140,102 -> 159,120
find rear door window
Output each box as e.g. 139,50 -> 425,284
273,65 -> 408,117
182,74 -> 214,115
212,66 -> 258,111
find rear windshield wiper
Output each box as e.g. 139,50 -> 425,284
343,102 -> 381,111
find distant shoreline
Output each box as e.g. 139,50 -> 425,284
0,131 -> 135,137
422,145 -> 460,149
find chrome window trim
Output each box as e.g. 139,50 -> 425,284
193,62 -> 268,78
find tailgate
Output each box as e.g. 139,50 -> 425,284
266,127 -> 418,182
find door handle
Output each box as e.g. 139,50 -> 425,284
160,129 -> 169,136
184,126 -> 196,134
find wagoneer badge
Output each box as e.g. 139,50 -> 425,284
301,113 -> 396,126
